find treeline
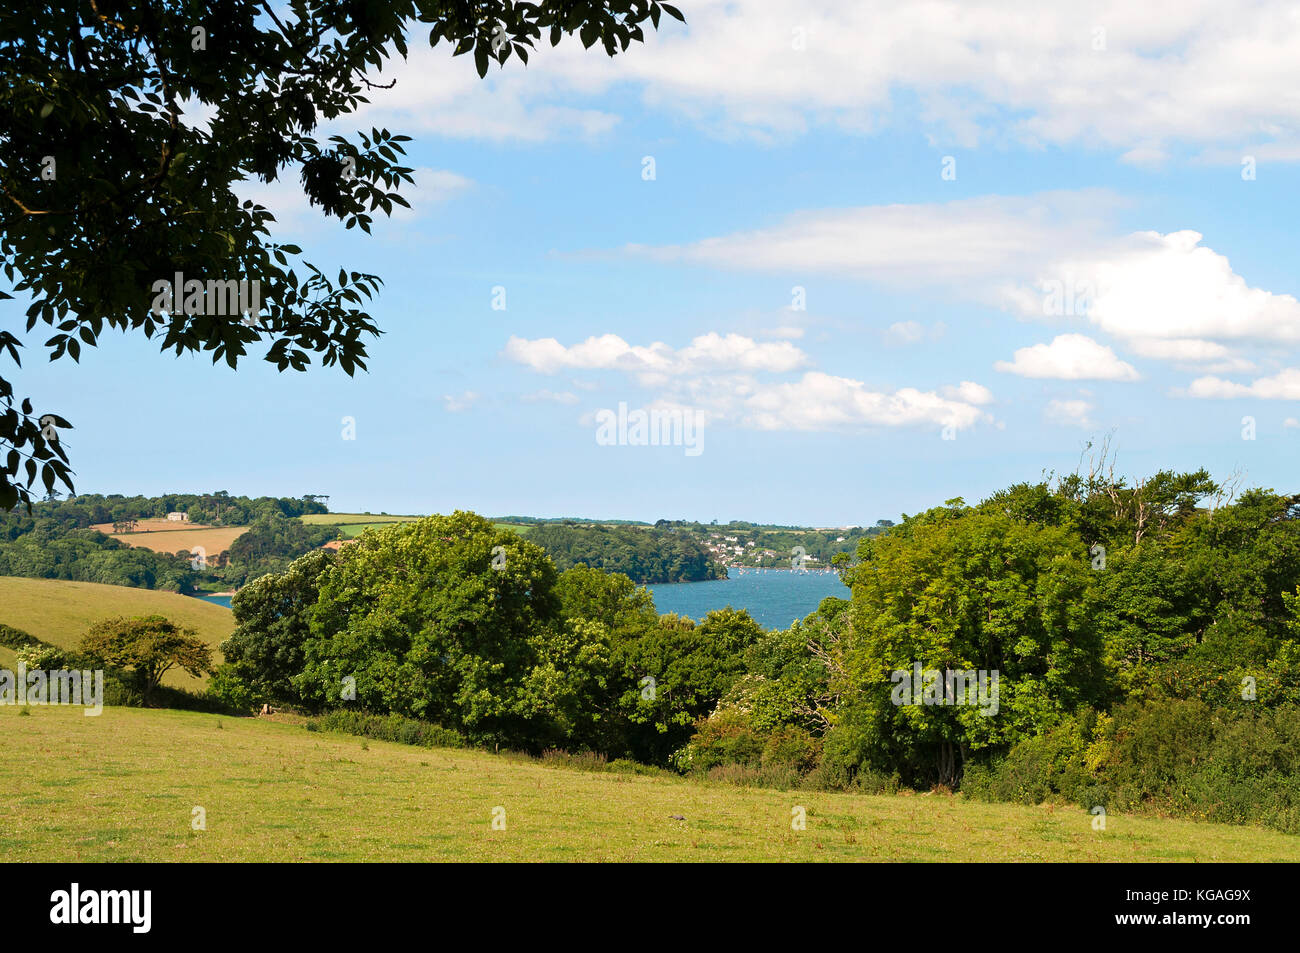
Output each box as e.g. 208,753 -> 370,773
527,522 -> 724,583
220,515 -> 339,587
652,519 -> 882,567
26,491 -> 329,527
0,521 -> 194,590
209,469 -> 1300,834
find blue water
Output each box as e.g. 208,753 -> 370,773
197,568 -> 849,631
649,568 -> 848,630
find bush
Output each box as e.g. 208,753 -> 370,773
308,710 -> 466,750
961,699 -> 1300,835
0,624 -> 43,650
207,663 -> 263,714
681,712 -> 766,774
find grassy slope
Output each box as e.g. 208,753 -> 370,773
0,577 -> 233,688
0,706 -> 1294,862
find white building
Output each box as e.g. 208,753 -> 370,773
166,512 -> 189,522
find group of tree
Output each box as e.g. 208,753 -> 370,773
527,522 -> 724,583
649,519 -> 879,568
210,461 -> 1300,834
683,458 -> 1300,833
214,512 -> 760,763
12,492 -> 328,527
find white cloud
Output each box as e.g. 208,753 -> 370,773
1014,230 -> 1300,346
628,191 -> 1117,291
743,372 -> 990,432
506,332 -> 990,433
352,1 -> 1300,158
1046,398 -> 1095,428
995,334 -> 1139,381
631,196 -> 1298,382
235,166 -> 471,237
1185,368 -> 1300,400
942,381 -> 995,405
502,332 -> 808,380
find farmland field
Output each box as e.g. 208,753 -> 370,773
0,578 -> 233,689
299,513 -> 421,525
0,706 -> 1294,862
299,514 -> 533,538
93,522 -> 249,557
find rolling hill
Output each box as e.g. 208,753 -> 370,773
0,577 -> 234,688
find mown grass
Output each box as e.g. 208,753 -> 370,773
299,513 -> 421,526
0,578 -> 233,689
1,706 -> 1294,862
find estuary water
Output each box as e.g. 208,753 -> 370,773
197,567 -> 849,631
648,568 -> 848,630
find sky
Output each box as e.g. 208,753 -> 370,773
10,0 -> 1300,525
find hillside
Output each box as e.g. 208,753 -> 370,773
0,577 -> 233,688
1,706 -> 1295,862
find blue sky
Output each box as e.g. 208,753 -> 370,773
11,1 -> 1300,525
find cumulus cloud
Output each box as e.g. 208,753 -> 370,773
628,191 -> 1117,291
1011,230 -> 1300,347
995,334 -> 1139,381
347,2 -> 1300,159
337,1 -> 1300,168
1185,368 -> 1300,400
625,195 -> 1297,387
942,381 -> 995,404
743,372 -> 990,431
235,166 -> 471,237
503,332 -> 808,380
506,332 -> 991,433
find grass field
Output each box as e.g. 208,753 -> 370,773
0,578 -> 233,688
92,523 -> 248,557
299,514 -> 533,539
0,706 -> 1294,862
299,513 -> 421,525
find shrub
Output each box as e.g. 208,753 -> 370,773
308,710 -> 465,750
0,624 -> 43,650
962,699 -> 1300,835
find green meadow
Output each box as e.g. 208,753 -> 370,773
2,706 -> 1294,862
